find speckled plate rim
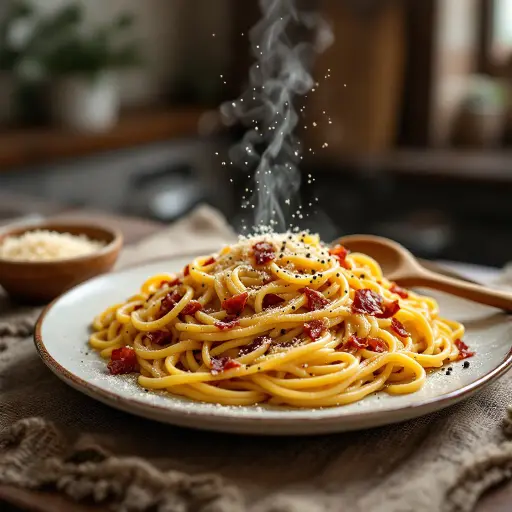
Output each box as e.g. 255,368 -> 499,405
33,258 -> 512,435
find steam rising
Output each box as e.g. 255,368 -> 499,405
221,0 -> 333,232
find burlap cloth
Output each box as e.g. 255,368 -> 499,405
1,205 -> 511,512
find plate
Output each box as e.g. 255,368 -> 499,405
34,258 -> 512,435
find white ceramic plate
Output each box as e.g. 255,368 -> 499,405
35,258 -> 512,435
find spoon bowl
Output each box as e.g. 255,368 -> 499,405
334,234 -> 512,312
334,234 -> 419,281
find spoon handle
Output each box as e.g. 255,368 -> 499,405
399,271 -> 512,311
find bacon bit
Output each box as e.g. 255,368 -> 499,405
203,256 -> 216,266
455,339 -> 475,360
381,300 -> 400,318
351,289 -> 400,319
211,357 -> 241,375
390,318 -> 410,338
222,292 -> 248,316
214,317 -> 241,331
239,336 -> 271,356
146,331 -> 172,346
329,244 -> 351,268
160,277 -> 181,288
262,293 -> 285,309
160,290 -> 182,315
181,300 -> 203,316
184,265 -> 190,276
329,244 -> 348,260
367,338 -> 388,352
107,347 -> 138,375
342,335 -> 387,353
390,283 -> 409,299
300,287 -> 329,311
253,241 -> 276,265
341,335 -> 365,350
304,319 -> 326,340
352,289 -> 381,315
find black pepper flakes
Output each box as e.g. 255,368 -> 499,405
280,329 -> 286,335
292,306 -> 296,310
336,273 -> 340,277
463,361 -> 470,368
306,253 -> 311,258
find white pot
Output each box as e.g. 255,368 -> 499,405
0,73 -> 15,126
52,72 -> 119,133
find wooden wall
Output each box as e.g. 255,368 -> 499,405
303,0 -> 406,156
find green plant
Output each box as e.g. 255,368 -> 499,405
1,1 -> 141,78
42,5 -> 142,79
0,0 -> 34,70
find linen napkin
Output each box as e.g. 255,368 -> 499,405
0,204 -> 511,512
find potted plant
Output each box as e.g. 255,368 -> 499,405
0,2 -> 89,127
0,1 -> 34,125
43,4 -> 141,133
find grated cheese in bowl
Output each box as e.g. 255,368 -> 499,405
0,229 -> 106,262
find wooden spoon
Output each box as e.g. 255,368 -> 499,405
335,234 -> 512,311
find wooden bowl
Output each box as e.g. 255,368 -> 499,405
0,222 -> 123,304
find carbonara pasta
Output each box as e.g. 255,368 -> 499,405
90,232 -> 473,407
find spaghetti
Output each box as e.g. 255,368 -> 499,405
89,232 -> 472,407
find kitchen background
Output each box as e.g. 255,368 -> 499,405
0,0 -> 511,267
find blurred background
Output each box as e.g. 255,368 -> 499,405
0,0 -> 511,267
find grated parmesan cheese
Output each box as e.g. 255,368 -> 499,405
0,229 -> 105,262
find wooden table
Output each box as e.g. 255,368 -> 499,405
0,199 -> 510,512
